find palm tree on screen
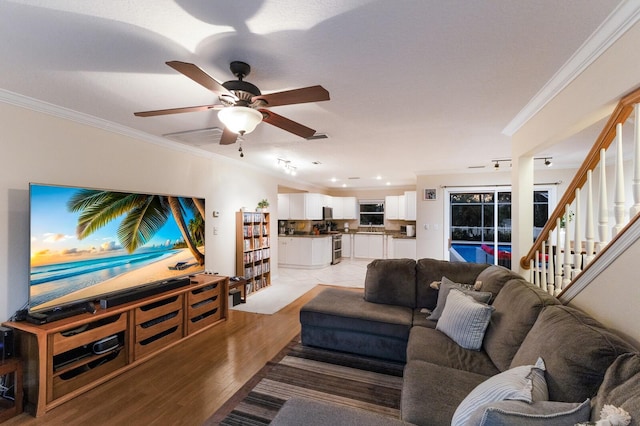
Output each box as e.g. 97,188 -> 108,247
67,189 -> 205,265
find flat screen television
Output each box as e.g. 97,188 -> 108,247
28,183 -> 205,313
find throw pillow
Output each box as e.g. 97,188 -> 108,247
467,399 -> 591,426
428,276 -> 492,320
451,357 -> 549,426
591,352 -> 640,424
436,289 -> 494,350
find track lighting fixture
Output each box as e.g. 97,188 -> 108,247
491,157 -> 553,169
277,158 -> 297,176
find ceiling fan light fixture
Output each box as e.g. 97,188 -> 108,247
218,106 -> 263,135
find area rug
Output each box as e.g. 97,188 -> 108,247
230,281 -> 318,315
205,339 -> 404,425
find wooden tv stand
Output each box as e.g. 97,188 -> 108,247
3,274 -> 228,417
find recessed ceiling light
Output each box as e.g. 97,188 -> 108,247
386,182 -> 391,186
342,183 -> 347,188
376,175 -> 382,180
330,177 -> 337,182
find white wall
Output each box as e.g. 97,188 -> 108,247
0,102 -> 280,320
568,238 -> 640,348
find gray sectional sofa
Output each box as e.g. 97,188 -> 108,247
273,258 -> 640,426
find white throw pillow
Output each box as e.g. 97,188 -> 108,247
451,357 -> 549,426
436,289 -> 494,350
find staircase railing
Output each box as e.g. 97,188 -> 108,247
520,87 -> 640,295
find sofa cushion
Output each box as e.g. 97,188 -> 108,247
451,358 -> 548,426
510,305 -> 635,403
364,258 -> 417,308
474,265 -> 522,300
428,277 -> 492,321
591,352 -> 640,425
271,397 -> 413,426
411,308 -> 437,329
467,399 -> 591,426
407,326 -> 500,376
416,258 -> 489,310
401,360 -> 489,426
482,280 -> 560,371
436,289 -> 494,351
300,287 -> 412,338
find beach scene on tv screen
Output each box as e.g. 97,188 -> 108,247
29,184 -> 205,312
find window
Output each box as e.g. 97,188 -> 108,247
359,200 -> 385,227
447,187 -> 554,266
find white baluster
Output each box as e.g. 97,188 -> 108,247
546,235 -> 554,292
585,170 -> 595,264
529,259 -> 535,283
563,204 -> 572,289
613,123 -> 626,236
632,103 -> 640,216
533,250 -> 540,287
573,189 -> 582,278
541,242 -> 547,292
598,148 -> 610,251
554,218 -> 563,294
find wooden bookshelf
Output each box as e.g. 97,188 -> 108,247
236,211 -> 271,297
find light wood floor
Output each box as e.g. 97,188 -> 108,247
4,285 -> 333,426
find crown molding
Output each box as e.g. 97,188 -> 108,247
502,0 -> 640,136
0,87 -> 217,159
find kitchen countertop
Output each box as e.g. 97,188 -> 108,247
277,232 -> 415,239
278,233 -> 333,238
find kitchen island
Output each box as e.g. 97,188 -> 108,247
278,234 -> 332,269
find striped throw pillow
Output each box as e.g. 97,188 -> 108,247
451,357 -> 549,426
436,288 -> 494,350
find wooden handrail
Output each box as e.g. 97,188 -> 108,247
520,87 -> 640,269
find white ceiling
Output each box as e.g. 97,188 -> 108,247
0,0 -> 627,189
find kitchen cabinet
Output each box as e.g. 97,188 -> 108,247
333,196 -> 357,220
280,193 -> 323,220
385,195 -> 406,220
278,236 -> 332,268
404,191 -> 417,221
342,233 -> 352,258
354,233 -> 385,259
391,237 -> 417,259
277,194 -> 290,219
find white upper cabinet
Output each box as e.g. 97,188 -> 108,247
279,193 -> 323,220
278,194 -> 290,219
385,195 -> 406,220
404,191 -> 417,221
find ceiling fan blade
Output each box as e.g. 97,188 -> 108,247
253,85 -> 329,107
259,109 -> 316,138
166,61 -> 234,97
134,104 -> 222,117
220,127 -> 238,145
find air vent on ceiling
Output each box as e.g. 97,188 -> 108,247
348,177 -> 360,180
468,165 -> 486,169
163,127 -> 243,147
305,133 -> 329,140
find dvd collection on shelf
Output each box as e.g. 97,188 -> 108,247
236,211 -> 271,298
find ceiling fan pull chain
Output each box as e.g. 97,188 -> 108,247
239,142 -> 244,158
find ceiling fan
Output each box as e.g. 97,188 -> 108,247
134,61 -> 330,146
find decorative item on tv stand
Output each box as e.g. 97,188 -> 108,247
236,210 -> 271,298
